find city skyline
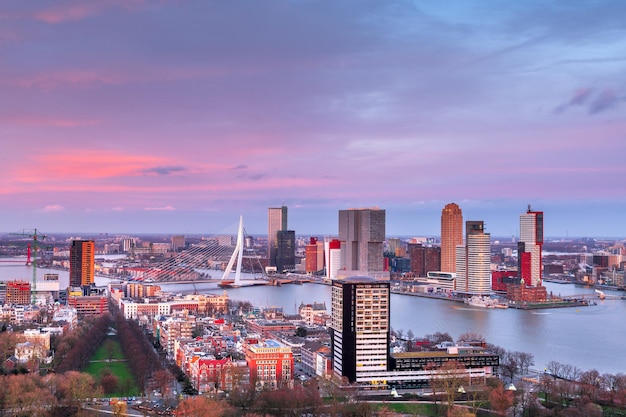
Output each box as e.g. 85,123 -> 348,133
2,2 -> 626,238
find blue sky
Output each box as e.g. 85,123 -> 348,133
1,1 -> 625,237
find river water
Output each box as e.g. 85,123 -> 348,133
1,259 -> 624,374
216,282 -> 626,375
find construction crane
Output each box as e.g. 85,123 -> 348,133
9,229 -> 46,305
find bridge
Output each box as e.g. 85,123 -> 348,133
138,216 -> 267,287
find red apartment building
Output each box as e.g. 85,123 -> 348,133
6,280 -> 31,305
67,296 -> 108,316
244,339 -> 294,390
305,238 -> 319,273
507,284 -> 548,303
245,319 -> 296,338
189,356 -> 231,394
408,244 -> 441,277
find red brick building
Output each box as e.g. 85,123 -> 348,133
491,270 -> 521,292
507,284 -> 548,303
408,244 -> 440,277
305,238 -> 319,273
244,339 -> 294,390
67,296 -> 108,316
189,356 -> 230,394
6,280 -> 31,305
245,319 -> 296,338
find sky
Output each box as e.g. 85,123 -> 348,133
1,1 -> 625,238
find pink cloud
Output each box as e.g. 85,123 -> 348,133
40,205 -> 64,212
10,70 -> 124,90
11,151 -> 168,183
2,115 -> 100,128
32,1 -> 146,24
144,206 -> 175,211
33,4 -> 101,24
7,66 -> 234,91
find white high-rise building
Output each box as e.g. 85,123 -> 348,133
455,221 -> 491,294
325,239 -> 341,279
519,206 -> 544,287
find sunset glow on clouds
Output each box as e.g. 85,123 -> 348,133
1,1 -> 625,237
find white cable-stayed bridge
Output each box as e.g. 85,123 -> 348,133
139,216 -> 266,287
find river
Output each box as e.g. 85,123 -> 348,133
217,281 -> 626,375
1,259 -> 624,374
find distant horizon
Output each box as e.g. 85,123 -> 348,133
2,229 -> 623,242
3,200 -> 626,240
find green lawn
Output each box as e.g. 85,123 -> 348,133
375,402 -> 501,417
375,402 -> 438,415
82,337 -> 140,398
89,338 -> 125,361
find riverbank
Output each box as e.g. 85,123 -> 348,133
390,288 -> 592,310
508,300 -> 589,309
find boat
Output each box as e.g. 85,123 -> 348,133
465,295 -> 496,308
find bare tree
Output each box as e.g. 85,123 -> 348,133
456,332 -> 485,344
427,331 -> 454,344
488,380 -> 514,415
558,399 -> 602,417
511,383 -> 544,417
485,343 -> 506,357
152,369 -> 175,397
579,369 -> 601,401
175,396 -> 233,417
6,373 -> 56,417
546,360 -> 564,378
516,351 -> 535,375
500,352 -> 519,383
426,360 -> 468,414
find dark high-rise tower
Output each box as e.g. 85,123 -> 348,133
268,206 -> 288,267
276,230 -> 296,273
69,240 -> 95,288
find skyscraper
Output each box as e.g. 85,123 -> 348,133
325,238 -> 341,279
338,208 -> 385,274
276,230 -> 296,273
171,235 -> 186,252
330,276 -> 390,383
305,237 -> 325,274
69,240 -> 95,288
519,206 -> 544,287
441,203 -> 463,273
455,221 -> 491,294
408,243 -> 441,277
268,205 -> 288,267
